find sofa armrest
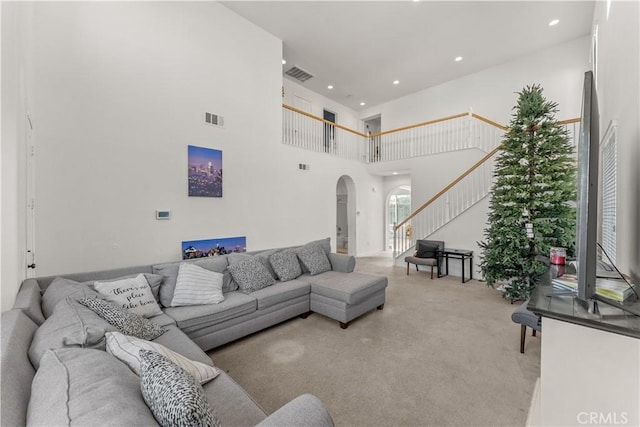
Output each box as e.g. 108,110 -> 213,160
255,394 -> 334,427
328,253 -> 355,273
12,279 -> 45,325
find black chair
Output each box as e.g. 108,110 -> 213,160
403,240 -> 444,279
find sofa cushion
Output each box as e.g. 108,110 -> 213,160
28,297 -> 118,369
269,250 -> 302,282
106,331 -> 220,384
250,279 -> 311,310
296,244 -> 332,276
151,325 -> 215,366
255,249 -> 279,279
139,350 -> 220,427
203,371 -> 267,426
309,271 -> 388,305
78,297 -> 167,341
1,310 -> 38,427
94,273 -> 163,318
41,277 -> 98,318
154,257 -> 230,307
27,348 -> 157,426
227,256 -> 276,294
171,263 -> 225,307
163,292 -> 256,330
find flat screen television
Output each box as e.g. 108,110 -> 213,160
576,70 -> 599,304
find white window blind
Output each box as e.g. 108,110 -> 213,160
600,122 -> 616,263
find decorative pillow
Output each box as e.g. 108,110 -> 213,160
139,350 -> 220,427
94,274 -> 163,318
226,256 -> 276,294
269,250 -> 302,282
296,244 -> 332,276
255,249 -> 279,279
153,257 -> 230,307
171,263 -> 225,307
28,348 -> 158,426
28,297 -> 118,369
105,332 -> 220,384
78,298 -> 166,341
41,277 -> 98,318
416,240 -> 440,258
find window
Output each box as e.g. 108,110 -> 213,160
600,121 -> 616,262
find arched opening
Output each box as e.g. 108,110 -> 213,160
336,176 -> 356,255
387,185 -> 411,251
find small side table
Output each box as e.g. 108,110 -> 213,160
440,249 -> 474,283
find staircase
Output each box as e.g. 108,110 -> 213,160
281,104 -> 580,261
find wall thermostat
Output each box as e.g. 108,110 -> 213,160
156,210 -> 171,220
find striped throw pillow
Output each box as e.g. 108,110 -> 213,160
105,331 -> 220,384
171,263 -> 225,307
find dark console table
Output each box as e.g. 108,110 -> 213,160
440,248 -> 473,283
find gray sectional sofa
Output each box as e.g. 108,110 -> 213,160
1,238 -> 388,426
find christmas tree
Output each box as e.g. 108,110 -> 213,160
479,85 -> 577,301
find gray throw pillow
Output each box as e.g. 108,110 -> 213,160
296,244 -> 332,276
78,298 -> 166,341
227,256 -> 276,294
154,257 -> 231,307
416,241 -> 439,258
41,277 -> 98,319
269,250 -> 302,282
139,349 -> 220,427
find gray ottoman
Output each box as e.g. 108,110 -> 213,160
309,271 -> 387,329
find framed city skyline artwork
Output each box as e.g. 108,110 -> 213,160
188,145 -> 222,197
182,236 -> 247,260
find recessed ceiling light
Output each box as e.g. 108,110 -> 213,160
282,59 -> 286,65
455,56 -> 463,62
360,102 -> 366,106
549,19 -> 560,26
392,172 -> 399,175
393,80 -> 400,85
327,85 -> 334,90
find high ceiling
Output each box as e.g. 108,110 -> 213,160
222,1 -> 595,111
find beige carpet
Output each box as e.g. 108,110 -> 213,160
208,257 -> 541,426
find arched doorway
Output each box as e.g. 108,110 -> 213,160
336,176 -> 356,255
387,186 -> 411,250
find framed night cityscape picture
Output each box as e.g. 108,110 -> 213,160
188,145 -> 222,197
182,236 -> 247,259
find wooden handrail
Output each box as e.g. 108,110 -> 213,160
283,103 -> 579,138
471,113 -> 508,131
394,145 -> 502,231
392,116 -> 580,231
282,104 -> 368,137
371,112 -> 469,137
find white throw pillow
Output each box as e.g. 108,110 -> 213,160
94,274 -> 162,318
105,331 -> 220,384
171,263 -> 225,307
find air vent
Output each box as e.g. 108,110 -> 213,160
285,66 -> 314,83
205,112 -> 224,128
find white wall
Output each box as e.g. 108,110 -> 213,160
283,78 -> 361,131
1,2 -> 33,311
0,1 -> 384,309
593,0 -> 640,281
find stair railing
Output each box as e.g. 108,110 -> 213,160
392,118 -> 580,258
